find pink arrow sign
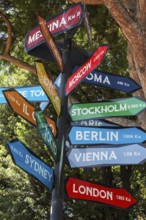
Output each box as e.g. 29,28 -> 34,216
66,177 -> 137,209
66,45 -> 109,95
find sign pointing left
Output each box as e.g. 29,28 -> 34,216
3,89 -> 56,136
66,177 -> 137,209
38,16 -> 64,72
0,85 -> 49,104
7,139 -> 54,190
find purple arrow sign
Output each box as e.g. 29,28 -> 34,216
67,144 -> 146,168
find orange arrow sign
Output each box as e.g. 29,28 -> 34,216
35,61 -> 61,116
38,16 -> 64,72
3,89 -> 56,136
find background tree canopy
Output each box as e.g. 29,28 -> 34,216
0,0 -> 146,219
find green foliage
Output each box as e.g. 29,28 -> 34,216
0,1 -> 145,220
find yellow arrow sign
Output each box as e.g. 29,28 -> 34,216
35,61 -> 61,116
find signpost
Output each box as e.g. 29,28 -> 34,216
69,126 -> 146,145
49,38 -> 72,220
80,68 -> 141,93
71,118 -> 120,127
66,45 -> 109,95
69,97 -> 146,121
25,3 -> 84,51
7,139 -> 54,190
38,16 -> 64,72
35,61 -> 61,116
34,108 -> 58,162
20,3 -> 140,219
3,89 -> 56,136
39,73 -> 62,111
66,177 -> 137,209
0,85 -> 49,104
67,144 -> 146,168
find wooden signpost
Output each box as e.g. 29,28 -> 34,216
5,2 -> 145,220
38,16 -> 64,72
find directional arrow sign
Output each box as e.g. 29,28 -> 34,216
69,126 -> 146,145
69,97 -> 146,121
66,45 -> 109,95
25,3 -> 84,51
66,177 -> 137,209
39,73 -> 62,111
7,139 -> 54,190
35,61 -> 61,116
34,108 -> 58,162
3,89 -> 56,136
79,68 -> 141,93
67,144 -> 146,168
0,85 -> 49,104
71,119 -> 119,127
38,16 -> 64,72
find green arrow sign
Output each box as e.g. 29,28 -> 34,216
69,97 -> 146,121
34,108 -> 58,162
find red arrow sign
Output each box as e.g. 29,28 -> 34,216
25,3 -> 84,51
66,177 -> 137,209
66,45 -> 109,95
3,89 -> 56,136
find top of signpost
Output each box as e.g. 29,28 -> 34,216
25,3 -> 84,52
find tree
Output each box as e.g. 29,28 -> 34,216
0,0 -> 146,219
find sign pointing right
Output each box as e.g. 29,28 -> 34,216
66,45 -> 109,95
69,126 -> 146,145
82,69 -> 141,93
67,144 -> 146,168
69,97 -> 146,121
66,177 -> 137,209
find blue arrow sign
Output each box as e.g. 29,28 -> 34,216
69,126 -> 146,145
7,139 -> 54,190
71,119 -> 120,127
0,85 -> 49,104
67,144 -> 146,168
72,67 -> 141,93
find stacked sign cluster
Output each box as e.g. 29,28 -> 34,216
2,2 -> 146,213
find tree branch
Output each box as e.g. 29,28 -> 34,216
103,0 -> 139,37
137,0 -> 146,33
0,53 -> 36,75
0,12 -> 12,54
70,0 -> 103,5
